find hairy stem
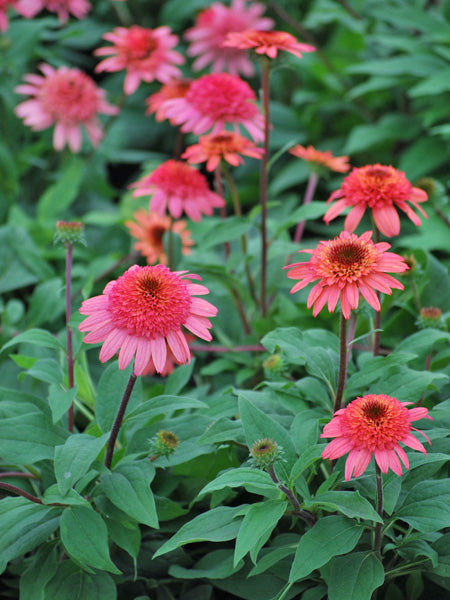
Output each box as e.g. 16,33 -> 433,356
334,313 -> 348,412
104,371 -> 137,469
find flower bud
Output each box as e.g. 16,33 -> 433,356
250,438 -> 283,469
54,221 -> 86,246
416,307 -> 445,330
150,430 -> 180,457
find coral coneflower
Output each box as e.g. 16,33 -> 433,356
14,63 -> 118,152
185,0 -> 273,76
146,79 -> 192,124
182,130 -> 264,171
130,160 -> 225,222
79,264 -> 217,375
94,25 -> 184,95
162,73 -> 265,142
17,0 -> 90,22
223,29 -> 315,59
289,144 -> 350,174
324,164 -> 428,237
321,394 -> 431,480
284,230 -> 408,319
125,209 -> 194,265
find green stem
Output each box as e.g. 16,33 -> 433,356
373,465 -> 384,559
334,312 -> 348,412
214,165 -> 231,260
104,371 -> 137,469
260,58 -> 271,317
294,171 -> 319,243
65,242 -> 74,432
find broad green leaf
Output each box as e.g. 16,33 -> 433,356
22,358 -> 64,386
42,485 -> 89,506
153,506 -> 244,558
238,395 -> 298,468
395,329 -> 450,359
199,217 -> 251,249
170,549 -> 244,580
54,433 -> 109,495
0,412 -> 67,463
395,479 -> 450,532
101,460 -> 158,528
48,385 -> 79,424
44,561 -> 117,600
37,156 -> 84,220
95,363 -> 142,433
197,417 -> 246,445
289,516 -> 363,582
291,410 -> 321,454
1,328 -> 64,354
249,545 -> 297,577
304,491 -> 382,522
124,394 -> 208,425
27,278 -> 64,328
20,545 -> 59,600
234,499 -> 288,566
328,552 -> 384,600
197,468 -> 279,500
106,517 -> 140,571
164,359 -> 195,395
60,506 -> 121,574
290,445 -> 327,483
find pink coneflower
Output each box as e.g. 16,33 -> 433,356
289,144 -> 350,174
321,394 -> 431,480
284,230 -> 408,318
182,130 -> 264,171
94,25 -> 184,95
324,164 -> 428,237
185,0 -> 273,76
163,73 -> 265,142
14,63 -> 118,152
223,29 -> 315,60
17,0 -> 90,22
125,209 -> 194,265
79,264 -> 217,375
130,160 -> 225,222
141,333 -> 195,377
145,79 -> 192,124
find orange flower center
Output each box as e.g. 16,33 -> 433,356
39,70 -> 99,123
108,265 -> 192,339
313,237 -> 379,283
342,394 -> 411,451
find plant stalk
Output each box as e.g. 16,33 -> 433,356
65,242 -> 75,432
334,312 -> 348,412
373,464 -> 384,559
294,171 -> 319,243
260,58 -> 271,317
104,371 -> 137,469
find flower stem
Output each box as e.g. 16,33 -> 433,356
372,226 -> 381,356
267,466 -> 315,527
0,471 -> 38,480
373,464 -> 384,559
260,58 -> 271,317
104,371 -> 137,470
294,171 -> 319,243
65,242 -> 75,433
214,165 -> 231,260
334,312 -> 348,412
0,482 -> 44,505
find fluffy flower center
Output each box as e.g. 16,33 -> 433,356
150,160 -> 209,198
38,70 -> 100,123
342,164 -> 413,208
107,265 -> 192,339
342,394 -> 411,451
186,74 -> 258,121
313,237 -> 379,283
118,27 -> 158,62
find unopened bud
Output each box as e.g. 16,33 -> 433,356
416,307 -> 445,330
150,430 -> 180,457
54,221 -> 86,246
250,438 -> 283,469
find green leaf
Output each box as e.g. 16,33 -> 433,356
44,561 -> 117,600
23,358 -> 64,386
289,516 -> 363,582
197,417 -> 246,445
153,506 -> 244,558
197,468 -> 280,500
27,278 -> 64,327
0,498 -> 60,574
290,444 -> 327,483
328,552 -> 384,600
60,506 -> 121,574
395,479 -> 450,532
106,518 -> 140,571
54,433 -> 109,495
48,385 -> 79,424
304,491 -> 382,522
249,545 -> 297,577
169,549 -> 244,580
43,485 -> 89,506
234,499 -> 288,566
291,410 -> 321,454
37,156 -> 84,220
101,460 -> 158,528
238,395 -> 298,468
199,217 -> 251,249
20,545 -> 59,600
1,328 -> 64,354
95,363 -> 142,433
0,412 -> 67,463
164,359 -> 195,395
124,394 -> 208,425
